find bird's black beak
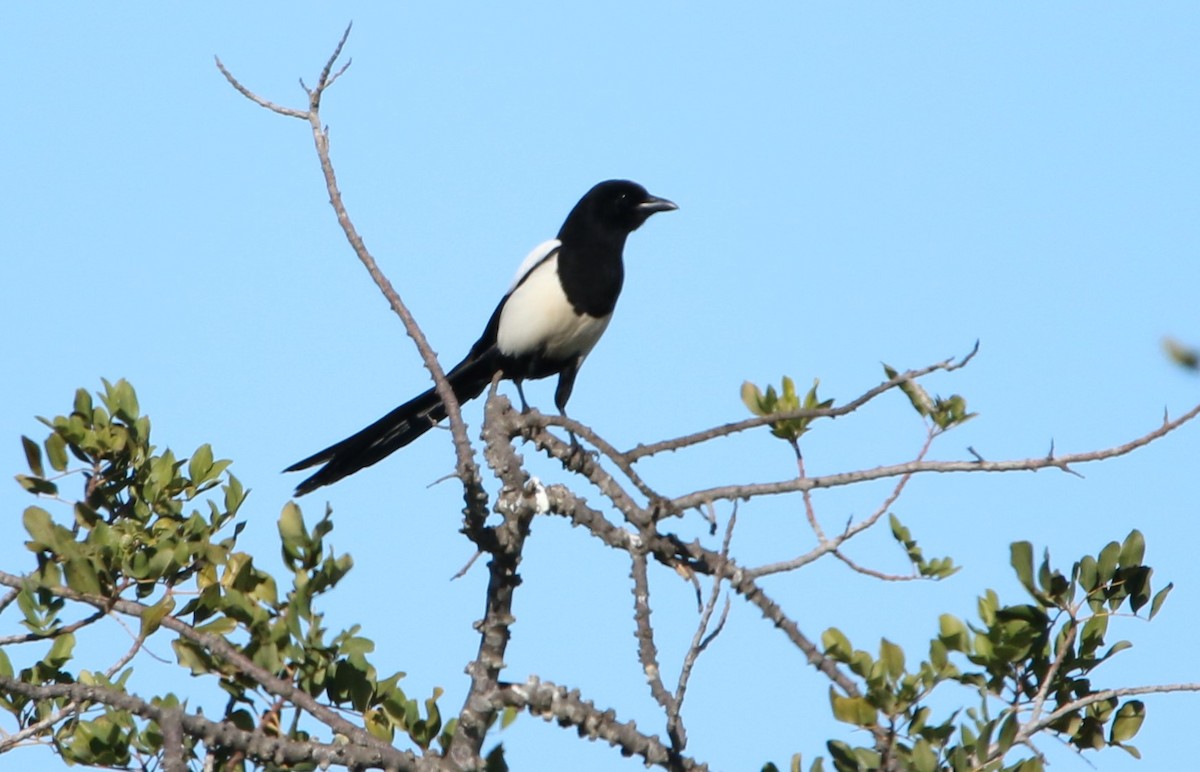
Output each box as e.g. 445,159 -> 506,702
636,195 -> 678,215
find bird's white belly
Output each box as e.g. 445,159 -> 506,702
496,255 -> 611,361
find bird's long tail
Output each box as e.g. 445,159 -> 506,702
286,352 -> 498,496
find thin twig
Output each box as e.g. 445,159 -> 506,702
216,24 -> 485,518
833,551 -> 922,581
749,428 -> 937,579
1025,615 -> 1081,731
523,411 -> 665,504
625,343 -> 979,461
496,676 -> 706,770
672,400 -> 1200,512
1018,682 -> 1200,744
672,509 -> 737,740
630,549 -> 680,749
794,441 -> 826,541
0,607 -> 105,646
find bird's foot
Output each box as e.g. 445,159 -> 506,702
564,431 -> 598,471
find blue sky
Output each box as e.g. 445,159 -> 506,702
2,3 -> 1198,770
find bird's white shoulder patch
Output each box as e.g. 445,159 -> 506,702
508,239 -> 562,292
496,251 -> 612,361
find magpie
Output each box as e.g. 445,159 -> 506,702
286,179 -> 677,496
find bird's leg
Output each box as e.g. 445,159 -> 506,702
554,364 -> 582,447
515,380 -> 531,413
554,363 -> 598,467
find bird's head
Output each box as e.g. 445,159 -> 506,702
564,179 -> 678,238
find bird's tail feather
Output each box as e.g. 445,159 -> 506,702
286,352 -> 497,496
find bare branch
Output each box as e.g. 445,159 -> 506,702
0,607 -> 105,645
213,56 -> 309,119
672,510 -> 737,739
1026,616 -> 1080,731
672,400 -> 1200,511
447,395 -> 538,770
630,550 -> 680,744
832,550 -> 923,582
749,429 -> 937,579
625,343 -> 979,461
1017,682 -> 1200,744
216,26 -> 486,517
795,442 -> 826,541
496,676 -> 707,770
513,403 -> 651,527
312,23 -> 354,104
534,486 -> 873,730
523,411 -> 666,504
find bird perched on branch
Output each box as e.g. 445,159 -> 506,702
286,179 -> 677,495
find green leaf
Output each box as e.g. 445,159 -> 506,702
1149,582 -> 1173,620
1110,701 -> 1145,743
1119,530 -> 1145,568
1127,566 -> 1153,614
46,632 -> 77,667
1163,337 -> 1199,370
188,444 -> 214,483
141,595 -> 176,637
829,689 -> 877,726
110,379 -> 140,420
16,475 -> 58,496
938,614 -> 969,651
741,381 -> 765,415
171,639 -> 213,676
996,712 -> 1019,755
1010,541 -> 1035,593
1080,614 -> 1109,656
279,502 -> 307,565
1077,555 -> 1098,592
73,387 -> 94,416
0,648 -> 12,678
1097,541 -> 1120,584
364,707 -> 394,741
910,739 -> 937,772
879,638 -> 905,679
23,506 -> 59,550
822,627 -> 852,660
21,436 -> 44,477
45,432 -> 69,472
64,558 -> 102,596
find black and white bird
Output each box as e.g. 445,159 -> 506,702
286,179 -> 677,496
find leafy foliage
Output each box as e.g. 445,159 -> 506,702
741,376 -> 834,443
1163,336 -> 1199,371
882,364 -> 976,431
3,381 -> 452,767
764,530 -> 1168,771
1,377 -> 1187,770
